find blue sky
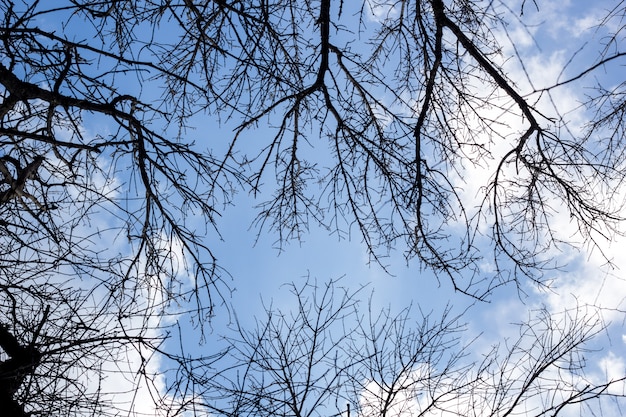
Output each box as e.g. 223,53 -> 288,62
163,2 -> 626,414
20,0 -> 626,415
206,0 -> 626,412
193,0 -> 625,318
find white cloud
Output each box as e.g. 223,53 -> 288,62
599,352 -> 626,387
365,1 -> 401,23
356,364 -> 469,417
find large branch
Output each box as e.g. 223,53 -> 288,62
431,0 -> 540,151
0,63 -> 130,119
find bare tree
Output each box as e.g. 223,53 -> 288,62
1,0 -> 626,415
204,279 -> 625,417
203,279 -> 362,417
157,0 -> 626,295
0,0 -> 235,414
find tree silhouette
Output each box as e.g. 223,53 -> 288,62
204,279 -> 625,417
1,0 -> 625,415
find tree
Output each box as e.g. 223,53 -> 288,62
1,0 -> 625,415
203,279 -> 626,417
1,0 -> 233,413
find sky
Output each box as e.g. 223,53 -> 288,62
18,0 -> 626,415
170,1 -> 626,414
196,0 -> 626,325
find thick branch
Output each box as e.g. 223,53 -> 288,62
0,63 -> 134,121
431,0 -> 540,149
